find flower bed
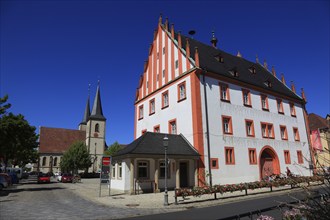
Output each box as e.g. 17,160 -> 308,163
174,175 -> 324,204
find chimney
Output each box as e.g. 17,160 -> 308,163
165,17 -> 169,31
210,31 -> 218,48
171,24 -> 174,38
194,47 -> 200,67
178,31 -> 182,48
301,88 -> 307,102
281,74 -> 286,85
271,66 -> 276,77
291,81 -> 296,93
256,54 -> 259,64
263,60 -> 268,70
186,38 -> 190,57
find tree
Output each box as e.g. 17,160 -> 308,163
0,96 -> 39,168
60,141 -> 92,173
0,95 -> 11,116
104,141 -> 122,156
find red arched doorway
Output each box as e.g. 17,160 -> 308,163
259,146 -> 280,180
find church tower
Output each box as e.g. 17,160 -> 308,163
78,92 -> 90,131
86,82 -> 106,172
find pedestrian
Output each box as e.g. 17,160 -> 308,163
286,167 -> 292,177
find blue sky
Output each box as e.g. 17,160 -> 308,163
1,0 -> 329,145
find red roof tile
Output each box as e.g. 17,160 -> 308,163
39,127 -> 85,154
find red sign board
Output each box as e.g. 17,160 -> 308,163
102,157 -> 111,166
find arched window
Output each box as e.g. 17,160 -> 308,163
42,157 -> 46,166
95,123 -> 99,133
53,157 -> 58,166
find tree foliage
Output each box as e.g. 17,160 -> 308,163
104,141 -> 122,156
0,95 -> 39,168
60,141 -> 92,173
0,95 -> 11,115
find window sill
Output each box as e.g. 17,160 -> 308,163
262,108 -> 269,111
161,105 -> 169,110
177,97 -> 186,103
221,99 -> 231,103
244,104 -> 252,108
149,112 -> 155,116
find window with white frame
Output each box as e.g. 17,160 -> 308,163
178,82 -> 186,101
137,161 -> 149,179
149,99 -> 155,115
162,91 -> 169,108
118,162 -> 122,179
112,164 -> 116,178
159,161 -> 170,178
169,120 -> 177,134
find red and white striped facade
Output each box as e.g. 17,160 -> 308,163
134,17 -> 312,185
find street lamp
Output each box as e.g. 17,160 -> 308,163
163,135 -> 169,206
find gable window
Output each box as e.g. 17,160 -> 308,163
162,91 -> 169,109
264,81 -> 272,88
154,125 -> 160,133
280,125 -> 288,140
249,66 -> 256,74
261,122 -> 274,139
138,105 -> 144,119
162,69 -> 165,78
284,150 -> 291,164
149,99 -> 155,115
178,82 -> 186,101
169,119 -> 177,134
225,147 -> 235,165
277,99 -> 284,114
215,54 -> 224,63
159,161 -> 170,178
248,148 -> 257,165
261,94 -> 269,111
245,119 -> 255,137
163,47 -> 165,54
290,102 -> 296,117
242,89 -> 252,107
220,83 -> 230,102
137,161 -> 149,179
175,60 -> 179,69
118,162 -> 122,179
297,151 -> 304,164
222,115 -> 233,135
42,157 -> 46,166
229,68 -> 239,77
95,123 -> 100,133
211,158 -> 219,169
293,127 -> 300,141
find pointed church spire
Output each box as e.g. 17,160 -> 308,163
210,30 -> 218,48
80,85 -> 91,125
90,81 -> 106,121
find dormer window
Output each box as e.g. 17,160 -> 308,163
229,68 -> 239,77
214,54 -> 224,63
264,81 -> 272,88
249,66 -> 256,74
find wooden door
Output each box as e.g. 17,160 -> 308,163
261,158 -> 273,179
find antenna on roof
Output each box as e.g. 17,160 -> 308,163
188,30 -> 196,39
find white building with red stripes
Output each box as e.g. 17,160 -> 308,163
112,16 -> 313,193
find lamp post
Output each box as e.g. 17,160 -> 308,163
163,135 -> 169,206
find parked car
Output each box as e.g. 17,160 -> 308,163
0,175 -> 9,190
61,173 -> 74,183
8,172 -> 19,184
37,173 -> 51,183
0,173 -> 12,186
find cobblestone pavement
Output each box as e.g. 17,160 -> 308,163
0,178 -> 169,220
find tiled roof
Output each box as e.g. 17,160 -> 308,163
308,113 -> 330,131
39,127 -> 85,154
170,29 -> 303,102
113,132 -> 199,157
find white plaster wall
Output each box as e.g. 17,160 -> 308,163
200,76 -> 312,185
110,159 -> 130,191
136,76 -> 194,144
